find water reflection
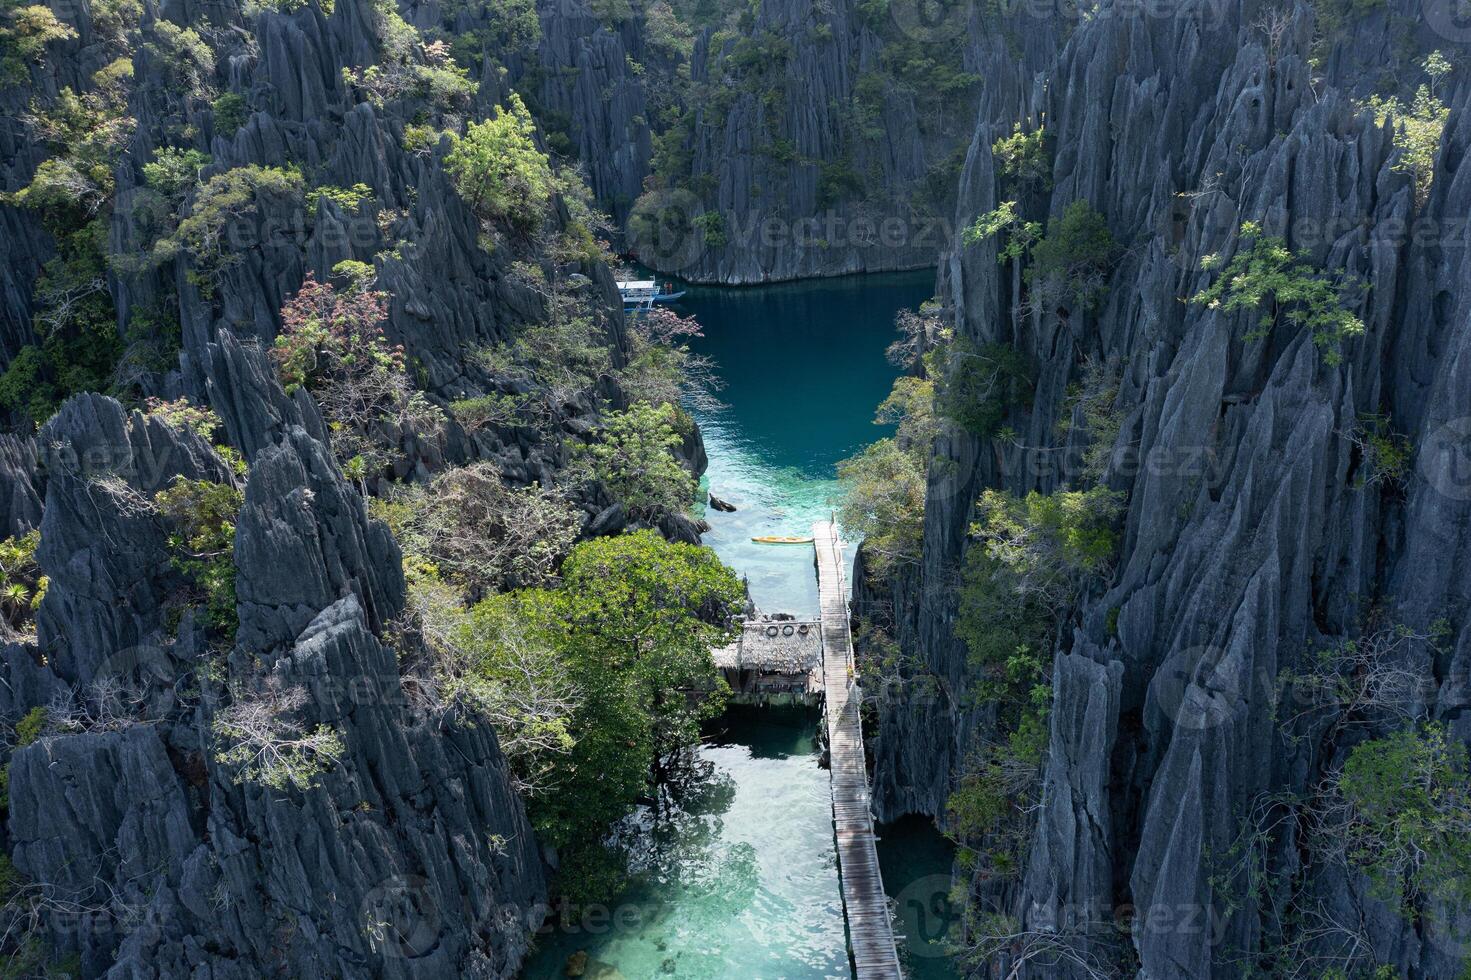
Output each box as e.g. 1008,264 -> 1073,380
520,707 -> 847,979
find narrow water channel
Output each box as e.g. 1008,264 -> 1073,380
520,271 -> 960,979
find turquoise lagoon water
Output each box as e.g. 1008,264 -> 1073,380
519,272 -> 959,980
520,707 -> 848,980
681,271 -> 934,617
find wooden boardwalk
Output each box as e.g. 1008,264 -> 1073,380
813,521 -> 904,980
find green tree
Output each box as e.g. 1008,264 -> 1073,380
1360,53 -> 1454,209
992,123 -> 1050,192
935,338 -> 1031,437
474,532 -> 742,881
1193,221 -> 1365,365
838,437 -> 926,573
0,531 -> 45,638
153,476 -> 243,636
572,401 -> 698,520
1335,724 -> 1471,910
146,164 -> 304,289
0,4 -> 75,84
444,93 -> 553,231
1026,200 -> 1116,312
957,487 -> 1122,699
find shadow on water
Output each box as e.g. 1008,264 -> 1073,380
519,705 -> 847,980
878,815 -> 964,980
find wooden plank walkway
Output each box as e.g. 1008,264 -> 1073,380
813,521 -> 903,980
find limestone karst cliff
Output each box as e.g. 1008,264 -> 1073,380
854,1 -> 1471,976
0,0 -> 703,973
3,0 -> 1471,976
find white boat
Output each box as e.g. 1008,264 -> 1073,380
618,280 -> 687,311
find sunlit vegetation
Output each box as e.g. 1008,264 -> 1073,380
1194,221 -> 1365,364
967,199 -> 1117,313
391,528 -> 741,902
0,532 -> 44,642
213,679 -> 345,790
1055,357 -> 1122,483
270,273 -> 442,482
1360,52 -> 1454,208
991,123 -> 1050,194
445,94 -> 554,232
0,3 -> 73,85
344,0 -> 475,114
838,317 -> 941,573
571,401 -> 699,521
154,477 -> 244,638
947,486 -> 1121,884
0,48 -> 137,427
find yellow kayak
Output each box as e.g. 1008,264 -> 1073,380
751,535 -> 814,544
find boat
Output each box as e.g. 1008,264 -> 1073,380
618,280 -> 687,311
751,535 -> 815,545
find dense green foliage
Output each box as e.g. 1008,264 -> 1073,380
0,2 -> 74,85
13,707 -> 47,749
838,372 -> 936,573
1,57 -> 136,427
991,123 -> 1050,193
0,532 -> 45,638
948,486 -> 1121,882
838,436 -> 927,572
967,199 -> 1116,312
957,487 -> 1122,692
1337,724 -> 1471,910
446,532 -> 741,899
1026,200 -> 1117,312
130,163 -> 304,295
153,477 -> 243,637
1194,221 -> 1365,364
571,401 -> 698,521
445,94 -> 554,232
935,338 -> 1032,437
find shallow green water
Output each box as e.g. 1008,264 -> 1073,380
519,272 -> 960,980
520,707 -> 848,979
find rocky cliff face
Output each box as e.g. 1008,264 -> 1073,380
9,398 -> 545,979
497,0 -> 987,283
0,0 -> 669,971
658,0 -> 975,283
860,1 -> 1471,976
